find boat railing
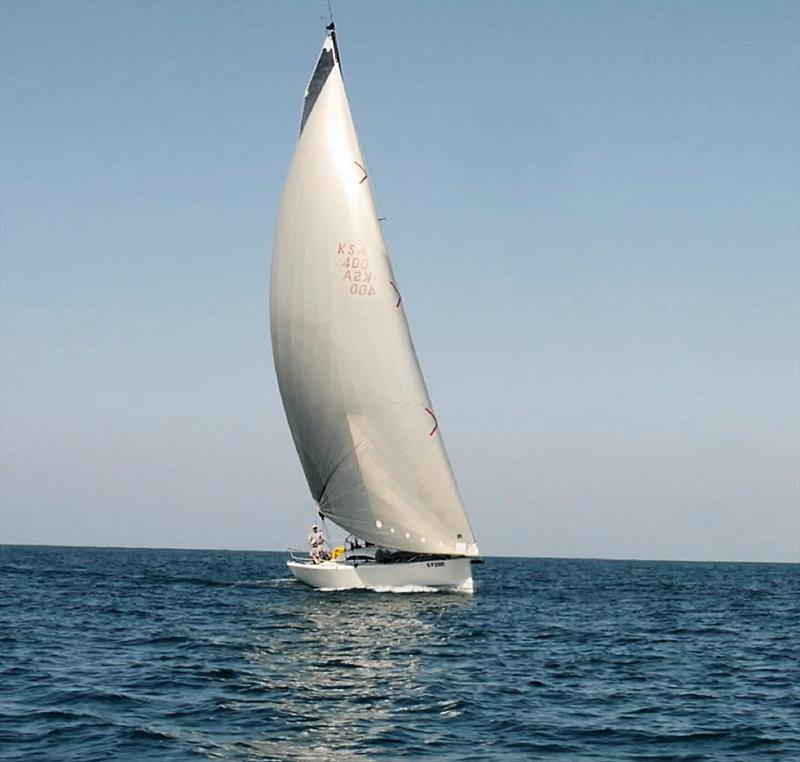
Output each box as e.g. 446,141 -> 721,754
286,548 -> 312,562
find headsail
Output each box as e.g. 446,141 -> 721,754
271,28 -> 478,557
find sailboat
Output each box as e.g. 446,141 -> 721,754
271,24 -> 480,592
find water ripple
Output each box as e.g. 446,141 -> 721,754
1,547 -> 798,760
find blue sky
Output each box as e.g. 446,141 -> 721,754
1,0 -> 798,561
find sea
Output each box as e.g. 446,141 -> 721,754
1,546 -> 798,761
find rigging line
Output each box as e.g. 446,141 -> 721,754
326,0 -> 334,26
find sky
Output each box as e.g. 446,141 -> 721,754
1,0 -> 798,562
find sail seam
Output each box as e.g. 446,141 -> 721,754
316,440 -> 364,505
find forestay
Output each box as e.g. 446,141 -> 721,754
270,29 -> 478,557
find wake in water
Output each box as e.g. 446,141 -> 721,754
315,583 -> 441,594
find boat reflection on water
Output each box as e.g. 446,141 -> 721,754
226,591 -> 476,760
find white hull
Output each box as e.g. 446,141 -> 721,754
287,556 -> 475,593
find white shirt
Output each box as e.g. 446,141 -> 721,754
307,530 -> 325,549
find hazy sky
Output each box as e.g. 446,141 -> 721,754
1,0 -> 798,561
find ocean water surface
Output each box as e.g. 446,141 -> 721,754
1,546 -> 798,760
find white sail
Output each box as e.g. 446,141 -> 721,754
271,29 -> 478,557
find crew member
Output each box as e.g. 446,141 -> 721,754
307,524 -> 329,563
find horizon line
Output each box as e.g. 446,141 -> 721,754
1,542 -> 797,565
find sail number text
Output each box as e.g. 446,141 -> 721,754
338,242 -> 376,297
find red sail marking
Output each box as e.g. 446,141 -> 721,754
424,407 -> 439,437
390,281 -> 402,308
354,160 -> 368,184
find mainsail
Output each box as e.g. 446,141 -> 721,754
271,28 -> 479,557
